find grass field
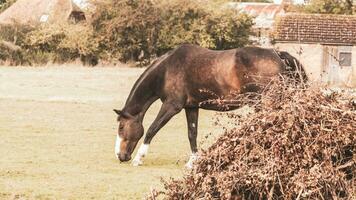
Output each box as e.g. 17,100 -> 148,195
0,66 -> 225,199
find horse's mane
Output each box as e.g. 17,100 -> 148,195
124,51 -> 173,108
277,50 -> 308,82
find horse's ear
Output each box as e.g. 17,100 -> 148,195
113,109 -> 122,116
113,109 -> 134,119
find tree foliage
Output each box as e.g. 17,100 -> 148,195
92,0 -> 162,63
157,0 -> 252,52
0,24 -> 34,65
291,0 -> 354,15
92,0 -> 254,63
26,23 -> 99,65
0,0 -> 254,66
0,0 -> 15,13
0,23 -> 99,66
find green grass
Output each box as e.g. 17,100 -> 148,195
0,66 -> 223,199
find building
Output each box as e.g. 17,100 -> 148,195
0,0 -> 85,25
273,13 -> 356,87
226,2 -> 287,46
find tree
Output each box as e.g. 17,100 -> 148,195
0,0 -> 6,9
92,0 -> 254,63
0,0 -> 15,13
296,0 -> 354,15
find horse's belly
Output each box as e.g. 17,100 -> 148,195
185,63 -> 242,106
185,80 -> 242,109
199,103 -> 241,111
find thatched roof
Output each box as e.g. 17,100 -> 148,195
0,0 -> 85,25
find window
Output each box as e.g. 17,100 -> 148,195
339,52 -> 352,67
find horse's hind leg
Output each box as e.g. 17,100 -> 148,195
132,101 -> 183,166
185,108 -> 199,169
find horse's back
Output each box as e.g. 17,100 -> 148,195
170,45 -> 284,76
183,45 -> 284,89
236,46 -> 285,75
161,45 -> 286,108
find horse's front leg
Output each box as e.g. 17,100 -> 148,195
132,101 -> 183,166
185,108 -> 199,169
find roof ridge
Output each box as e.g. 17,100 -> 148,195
284,13 -> 356,18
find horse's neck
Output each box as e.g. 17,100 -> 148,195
125,96 -> 157,123
123,59 -> 166,121
123,77 -> 157,121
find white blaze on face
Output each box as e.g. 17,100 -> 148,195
115,134 -> 122,159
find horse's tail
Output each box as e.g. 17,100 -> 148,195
276,50 -> 308,82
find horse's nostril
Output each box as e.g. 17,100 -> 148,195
118,153 -> 131,162
126,155 -> 131,161
119,154 -> 124,161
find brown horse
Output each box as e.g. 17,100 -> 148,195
114,44 -> 306,167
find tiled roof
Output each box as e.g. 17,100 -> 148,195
273,14 -> 356,45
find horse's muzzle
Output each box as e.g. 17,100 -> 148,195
118,153 -> 131,162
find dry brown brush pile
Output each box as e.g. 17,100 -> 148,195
153,80 -> 355,200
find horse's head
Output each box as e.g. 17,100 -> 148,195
114,109 -> 144,162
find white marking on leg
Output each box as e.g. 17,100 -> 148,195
132,143 -> 149,166
185,153 -> 198,169
191,123 -> 196,128
115,134 -> 122,159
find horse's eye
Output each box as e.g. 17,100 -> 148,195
119,126 -> 124,131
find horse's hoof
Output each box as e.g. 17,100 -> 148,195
132,159 -> 143,166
